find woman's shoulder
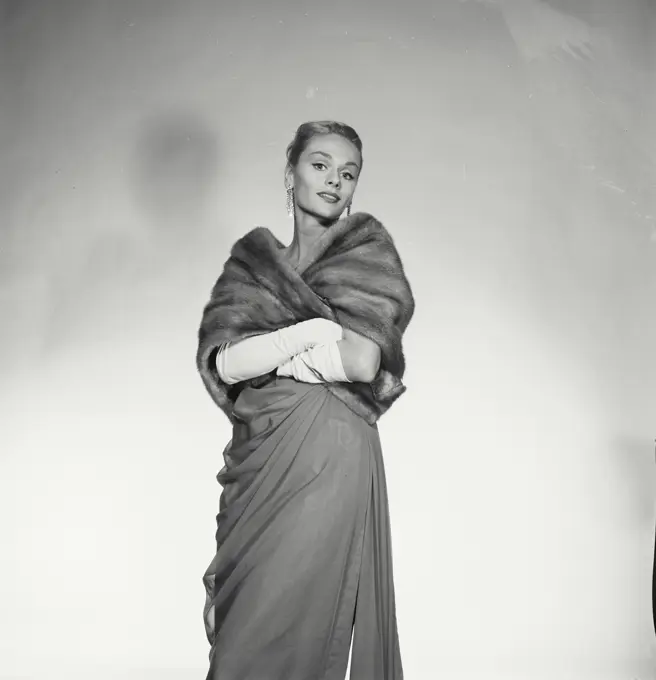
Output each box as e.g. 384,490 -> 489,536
230,225 -> 282,252
222,227 -> 287,274
342,211 -> 396,245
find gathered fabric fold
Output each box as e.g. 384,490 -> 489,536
201,379 -> 405,679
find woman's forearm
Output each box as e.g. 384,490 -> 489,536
215,319 -> 381,386
277,342 -> 350,383
337,330 -> 381,383
277,336 -> 379,384
215,318 -> 343,384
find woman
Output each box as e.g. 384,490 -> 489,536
196,121 -> 415,680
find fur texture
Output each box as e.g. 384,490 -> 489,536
196,212 -> 415,425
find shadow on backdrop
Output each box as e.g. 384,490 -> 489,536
130,110 -> 220,235
42,111 -> 220,356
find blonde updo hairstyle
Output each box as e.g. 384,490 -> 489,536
285,120 -> 363,172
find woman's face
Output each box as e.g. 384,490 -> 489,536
287,133 -> 361,222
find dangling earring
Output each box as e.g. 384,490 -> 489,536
346,203 -> 352,217
286,186 -> 294,218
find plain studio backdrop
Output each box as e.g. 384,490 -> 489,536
1,1 -> 655,679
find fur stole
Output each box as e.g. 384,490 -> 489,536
196,212 -> 415,426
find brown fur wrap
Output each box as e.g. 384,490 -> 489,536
196,212 -> 415,426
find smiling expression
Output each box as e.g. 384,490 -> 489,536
286,133 -> 362,222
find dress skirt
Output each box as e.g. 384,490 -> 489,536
202,376 -> 403,680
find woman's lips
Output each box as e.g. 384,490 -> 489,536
317,192 -> 340,203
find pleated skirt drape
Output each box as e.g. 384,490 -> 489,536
202,377 -> 403,680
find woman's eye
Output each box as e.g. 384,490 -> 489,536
312,162 -> 326,170
343,173 -> 354,181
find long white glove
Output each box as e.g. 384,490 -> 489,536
276,340 -> 351,383
215,318 -> 343,385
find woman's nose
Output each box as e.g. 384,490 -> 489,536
326,175 -> 340,188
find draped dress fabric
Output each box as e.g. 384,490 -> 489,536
202,377 -> 403,680
201,240 -> 405,680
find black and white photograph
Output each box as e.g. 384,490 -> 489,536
1,1 -> 655,679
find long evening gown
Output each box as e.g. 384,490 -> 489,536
202,355 -> 404,680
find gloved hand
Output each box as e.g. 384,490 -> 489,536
215,318 -> 343,385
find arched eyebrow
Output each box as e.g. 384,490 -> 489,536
309,151 -> 360,170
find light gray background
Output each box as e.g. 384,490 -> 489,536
1,1 -> 655,678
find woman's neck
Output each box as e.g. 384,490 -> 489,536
285,210 -> 336,265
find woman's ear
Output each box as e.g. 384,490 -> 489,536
284,165 -> 294,189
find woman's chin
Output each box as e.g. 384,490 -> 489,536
318,202 -> 342,216
306,203 -> 344,224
